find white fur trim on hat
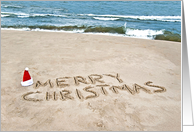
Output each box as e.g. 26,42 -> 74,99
21,78 -> 33,86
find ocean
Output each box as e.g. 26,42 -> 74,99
1,1 -> 181,42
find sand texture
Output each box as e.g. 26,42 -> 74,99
1,30 -> 181,131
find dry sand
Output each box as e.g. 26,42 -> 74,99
1,30 -> 181,131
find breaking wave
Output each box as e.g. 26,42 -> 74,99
1,12 -> 181,22
1,25 -> 181,42
93,17 -> 120,21
79,14 -> 181,22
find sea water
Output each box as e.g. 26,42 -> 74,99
1,1 -> 181,41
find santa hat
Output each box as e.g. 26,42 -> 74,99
21,67 -> 33,86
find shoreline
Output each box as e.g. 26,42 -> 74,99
1,28 -> 182,43
1,30 -> 181,131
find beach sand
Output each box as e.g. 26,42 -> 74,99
1,30 -> 181,131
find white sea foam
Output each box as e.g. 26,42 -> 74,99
1,4 -> 23,8
79,14 -> 95,16
72,29 -> 85,33
1,12 -> 66,18
125,29 -> 164,39
1,11 -> 181,22
1,28 -> 85,34
31,14 -> 66,17
1,11 -> 15,15
1,14 -> 10,17
1,27 -> 31,31
121,15 -> 181,20
1,27 -> 164,40
79,14 -> 181,22
93,17 -> 120,21
1,12 -> 29,17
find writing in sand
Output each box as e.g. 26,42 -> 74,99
22,73 -> 166,102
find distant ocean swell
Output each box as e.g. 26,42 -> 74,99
1,12 -> 66,18
1,4 -> 23,8
1,25 -> 181,42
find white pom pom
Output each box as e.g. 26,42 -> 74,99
25,67 -> 29,71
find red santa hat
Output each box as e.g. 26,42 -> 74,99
21,67 -> 33,86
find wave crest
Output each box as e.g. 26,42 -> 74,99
79,14 -> 181,22
93,17 -> 120,21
